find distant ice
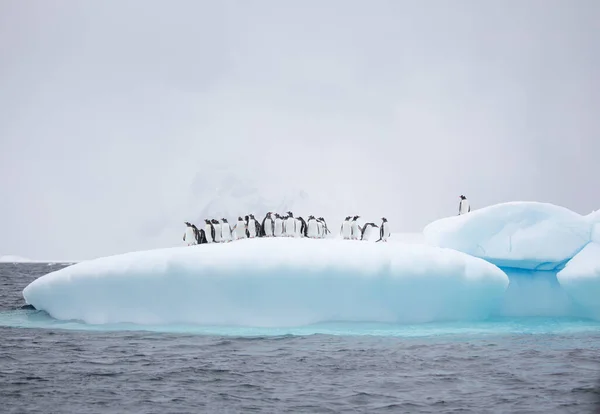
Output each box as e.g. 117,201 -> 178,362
22,238 -> 508,327
423,202 -> 591,270
0,255 -> 34,263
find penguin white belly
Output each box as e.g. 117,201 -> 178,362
316,222 -> 323,238
235,222 -> 246,240
248,221 -> 257,238
213,224 -> 222,242
221,224 -> 231,242
184,228 -> 196,245
264,220 -> 273,237
351,223 -> 359,239
285,219 -> 295,236
274,219 -> 283,237
381,222 -> 391,241
294,219 -> 302,237
307,221 -> 318,238
205,225 -> 214,243
342,222 -> 351,239
362,226 -> 374,241
459,200 -> 470,215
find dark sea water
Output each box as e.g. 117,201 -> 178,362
1,264 -> 600,413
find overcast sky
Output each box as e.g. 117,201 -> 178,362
1,0 -> 599,260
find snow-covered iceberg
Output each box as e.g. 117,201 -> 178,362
22,238 -> 508,327
424,202 -> 598,318
423,202 -> 591,270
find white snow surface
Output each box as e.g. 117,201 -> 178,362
423,202 -> 591,269
557,242 -> 600,319
23,238 -> 508,327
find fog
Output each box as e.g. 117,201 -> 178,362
1,0 -> 599,260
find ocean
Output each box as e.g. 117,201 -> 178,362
1,263 -> 600,413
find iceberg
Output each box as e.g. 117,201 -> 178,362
424,201 -> 598,318
557,243 -> 600,319
423,202 -> 591,270
22,238 -> 508,327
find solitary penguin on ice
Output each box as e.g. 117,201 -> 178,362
211,219 -> 222,243
350,216 -> 361,240
204,219 -> 215,243
376,217 -> 391,242
341,216 -> 352,239
183,222 -> 197,246
261,212 -> 274,237
459,195 -> 471,215
233,216 -> 247,240
360,222 -> 379,241
221,218 -> 232,242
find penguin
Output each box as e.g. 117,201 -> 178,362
244,215 -> 250,238
341,216 -> 352,239
459,195 -> 471,215
247,214 -> 259,238
316,219 -> 324,238
204,219 -> 215,243
377,217 -> 391,242
193,224 -> 207,244
307,215 -> 319,238
360,222 -> 379,241
220,218 -> 232,242
183,222 -> 197,246
297,216 -> 308,237
284,211 -> 296,237
261,212 -> 274,237
273,213 -> 284,237
233,216 -> 247,240
350,216 -> 361,240
211,219 -> 222,243
318,217 -> 331,238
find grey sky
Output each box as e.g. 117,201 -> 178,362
1,0 -> 599,260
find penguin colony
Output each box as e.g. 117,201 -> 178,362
182,195 -> 470,246
183,212 -> 388,245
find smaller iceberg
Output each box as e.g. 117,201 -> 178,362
557,243 -> 600,320
22,239 -> 508,327
423,202 -> 590,270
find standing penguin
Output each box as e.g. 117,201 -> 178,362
377,217 -> 391,242
307,215 -> 319,238
204,219 -> 215,243
244,215 -> 250,238
350,216 -> 361,240
316,219 -> 324,238
318,217 -> 330,238
284,211 -> 296,237
211,219 -> 222,243
360,222 -> 379,241
183,222 -> 197,246
273,213 -> 284,237
247,214 -> 259,238
297,216 -> 308,237
459,195 -> 471,215
193,224 -> 207,244
341,216 -> 352,239
233,216 -> 247,240
221,218 -> 232,242
261,212 -> 274,237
